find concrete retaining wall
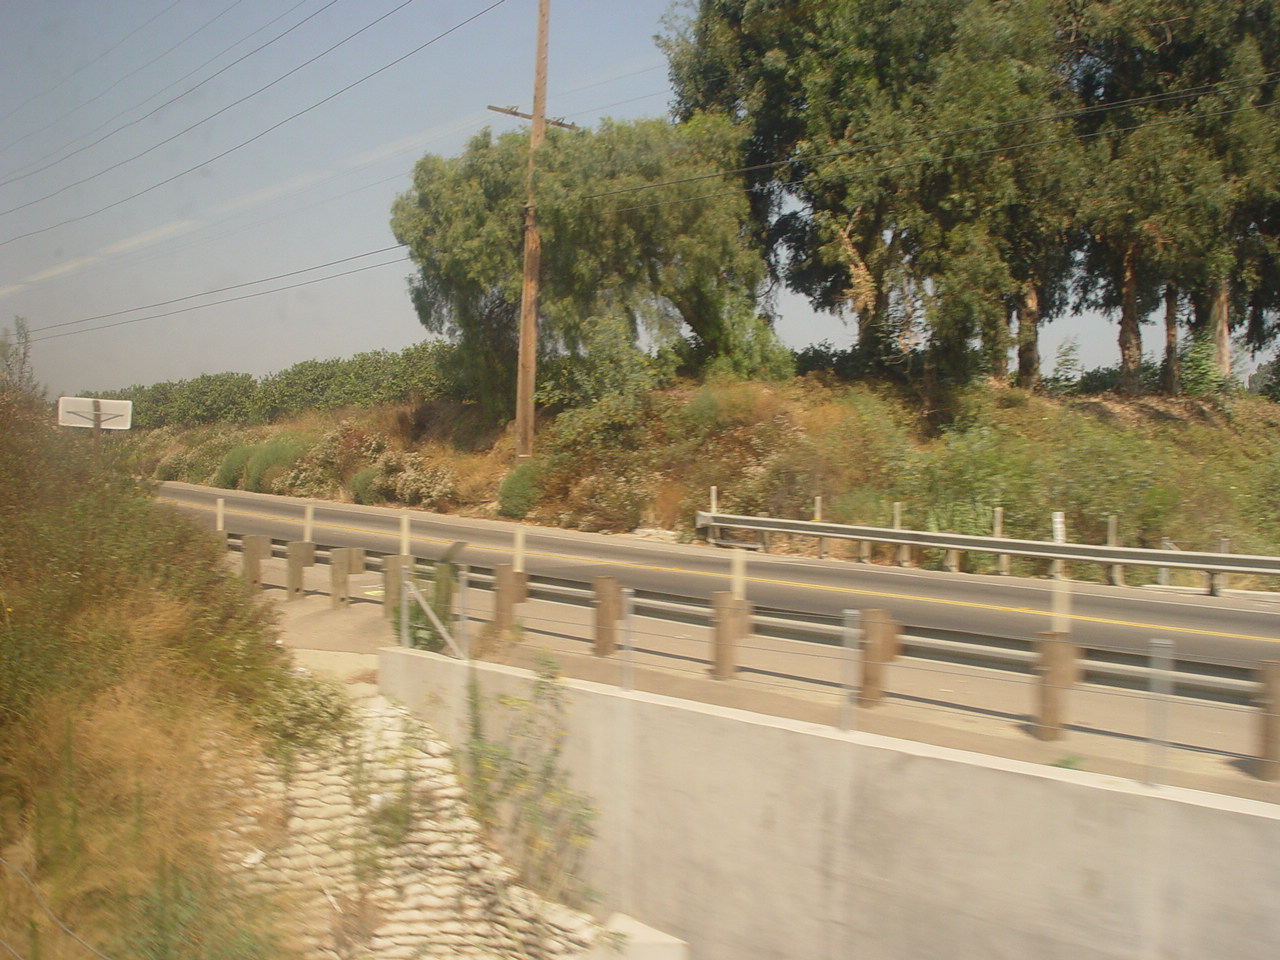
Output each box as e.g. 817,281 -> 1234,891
380,647 -> 1280,960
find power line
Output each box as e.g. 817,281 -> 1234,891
581,70 -> 1280,202
0,0 -> 406,217
0,0 -> 512,248
0,0 -> 184,129
0,0 -> 323,188
29,255 -> 411,344
592,97 -> 1280,220
28,50 -> 1279,352
28,245 -> 404,334
0,0 -> 250,171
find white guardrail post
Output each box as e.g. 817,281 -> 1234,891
693,511 -> 1280,586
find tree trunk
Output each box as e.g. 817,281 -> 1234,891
988,306 -> 1010,380
1162,284 -> 1181,396
1016,284 -> 1041,390
1209,275 -> 1230,378
1118,244 -> 1142,395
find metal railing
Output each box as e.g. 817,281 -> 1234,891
225,532 -> 1258,705
695,510 -> 1280,582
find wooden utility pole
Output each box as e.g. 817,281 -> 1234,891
514,0 -> 550,461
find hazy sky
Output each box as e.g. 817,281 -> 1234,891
3,0 -> 1120,399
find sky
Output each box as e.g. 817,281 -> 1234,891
3,0 -> 1126,399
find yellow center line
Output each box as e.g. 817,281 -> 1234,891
161,497 -> 1280,644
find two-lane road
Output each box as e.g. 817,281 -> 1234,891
158,482 -> 1280,667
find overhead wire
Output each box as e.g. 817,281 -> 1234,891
28,254 -> 411,344
0,0 -> 184,128
0,0 -> 250,171
588,95 -> 1280,219
0,0 -> 512,248
25,71 -> 1280,346
28,245 -> 403,334
581,69 -> 1280,202
0,0 -> 325,188
0,0 -> 411,217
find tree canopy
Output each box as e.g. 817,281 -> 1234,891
390,116 -> 791,418
663,0 -> 1280,393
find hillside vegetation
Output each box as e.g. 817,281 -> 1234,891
1,358 -> 349,958
114,371 -> 1280,584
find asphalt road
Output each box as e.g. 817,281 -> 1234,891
157,482 -> 1280,667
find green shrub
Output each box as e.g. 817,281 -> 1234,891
154,452 -> 189,482
242,437 -> 309,493
1179,337 -> 1231,397
350,466 -> 381,505
498,462 -> 542,519
211,445 -> 254,489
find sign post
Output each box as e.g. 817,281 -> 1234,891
58,397 -> 133,455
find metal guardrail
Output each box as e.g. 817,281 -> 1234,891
227,533 -> 1258,705
695,511 -> 1280,580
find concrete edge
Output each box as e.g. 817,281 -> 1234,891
379,645 -> 1280,820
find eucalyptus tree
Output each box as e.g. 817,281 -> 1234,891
390,117 -> 783,418
1069,0 -> 1280,392
909,0 -> 1082,387
667,0 -> 975,372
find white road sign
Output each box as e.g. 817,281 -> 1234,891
57,397 -> 133,430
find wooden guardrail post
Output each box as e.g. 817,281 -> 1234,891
241,534 -> 271,588
1211,537 -> 1230,597
383,556 -> 411,621
993,506 -> 1010,576
711,591 -> 750,679
1107,514 -> 1125,586
859,608 -> 897,705
594,575 -> 622,656
285,541 -> 316,600
494,563 -> 528,635
1258,660 -> 1280,781
1033,631 -> 1079,741
893,502 -> 913,567
330,548 -> 360,609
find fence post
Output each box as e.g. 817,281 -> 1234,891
840,610 -> 859,731
621,587 -> 635,692
893,502 -> 912,567
1158,537 -> 1172,586
494,563 -> 528,636
1033,631 -> 1078,741
241,534 -> 271,588
815,496 -> 826,559
330,548 -> 353,609
1146,639 -> 1173,785
944,547 -> 961,574
1050,511 -> 1067,581
1211,537 -> 1230,597
993,506 -> 1009,576
859,608 -> 892,706
400,557 -> 410,647
302,503 -> 315,544
383,556 -> 411,621
1258,660 -> 1280,781
215,497 -> 226,533
458,565 -> 470,659
1107,514 -> 1125,586
594,575 -> 622,656
285,541 -> 316,601
711,591 -> 749,679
